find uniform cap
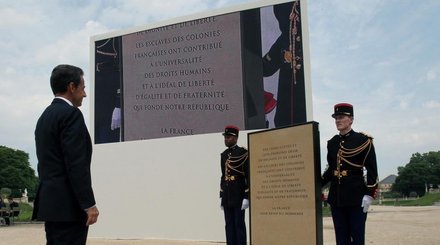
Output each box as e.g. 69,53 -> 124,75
332,103 -> 354,118
222,125 -> 239,137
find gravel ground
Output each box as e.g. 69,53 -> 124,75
1,205 -> 440,244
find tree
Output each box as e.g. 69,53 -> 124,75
0,145 -> 38,199
393,151 -> 440,196
0,187 -> 12,200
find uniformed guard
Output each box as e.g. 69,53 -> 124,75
322,103 -> 378,245
219,125 -> 249,245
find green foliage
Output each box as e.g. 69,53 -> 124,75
322,206 -> 331,217
0,145 -> 38,199
0,188 -> 12,199
380,193 -> 440,206
15,202 -> 34,222
382,191 -> 401,199
322,193 -> 440,216
392,151 -> 440,196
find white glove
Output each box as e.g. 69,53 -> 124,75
110,107 -> 121,130
241,199 -> 249,210
361,195 -> 373,213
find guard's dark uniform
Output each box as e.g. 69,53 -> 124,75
262,1 -> 306,127
322,130 -> 378,206
94,37 -> 121,144
220,145 -> 250,208
220,141 -> 249,245
322,104 -> 378,245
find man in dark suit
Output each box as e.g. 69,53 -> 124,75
321,103 -> 378,245
33,64 -> 99,245
219,125 -> 249,245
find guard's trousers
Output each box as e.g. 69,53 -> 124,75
223,207 -> 246,245
331,206 -> 368,245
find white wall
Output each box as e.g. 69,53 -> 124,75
90,131 -> 251,241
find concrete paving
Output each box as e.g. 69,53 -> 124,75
1,205 -> 440,244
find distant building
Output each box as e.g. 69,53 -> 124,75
379,174 -> 397,193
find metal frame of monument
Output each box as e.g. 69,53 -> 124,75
248,122 -> 322,245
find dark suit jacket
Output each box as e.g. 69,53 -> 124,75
33,98 -> 95,222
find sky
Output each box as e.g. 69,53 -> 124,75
0,0 -> 439,180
